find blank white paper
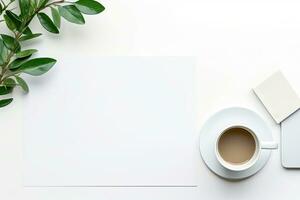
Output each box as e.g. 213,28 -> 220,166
23,57 -> 197,186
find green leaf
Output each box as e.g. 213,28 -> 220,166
37,13 -> 59,33
19,0 -> 29,17
1,35 -> 14,49
75,0 -> 105,15
51,7 -> 61,28
0,39 -> 8,65
9,56 -> 31,70
28,0 -> 38,15
0,86 -> 13,95
58,5 -> 85,24
3,78 -> 16,87
4,14 -> 16,31
0,3 -> 2,15
15,76 -> 29,93
16,49 -> 37,58
6,11 -> 22,30
19,33 -> 42,41
23,27 -> 33,35
0,34 -> 20,51
38,0 -> 50,8
6,10 -> 21,21
17,57 -> 56,76
0,98 -> 13,108
0,42 -> 4,65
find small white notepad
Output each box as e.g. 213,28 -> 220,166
253,71 -> 300,123
23,57 -> 197,186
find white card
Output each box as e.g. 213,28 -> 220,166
281,109 -> 300,168
253,71 -> 300,123
23,57 -> 197,186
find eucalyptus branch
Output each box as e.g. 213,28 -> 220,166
1,0 -> 74,82
0,0 -> 105,108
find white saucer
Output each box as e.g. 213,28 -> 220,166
199,107 -> 275,180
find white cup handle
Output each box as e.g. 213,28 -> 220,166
261,141 -> 278,149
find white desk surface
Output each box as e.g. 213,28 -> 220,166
2,0 -> 300,199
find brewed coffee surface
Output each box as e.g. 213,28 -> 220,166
218,128 -> 256,165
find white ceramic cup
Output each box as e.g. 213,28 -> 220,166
215,125 -> 278,172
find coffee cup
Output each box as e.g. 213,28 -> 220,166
215,125 -> 277,172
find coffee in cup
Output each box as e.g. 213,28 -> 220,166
215,125 -> 277,171
218,127 -> 256,165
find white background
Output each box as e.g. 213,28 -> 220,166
2,0 -> 300,199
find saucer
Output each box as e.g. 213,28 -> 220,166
199,107 -> 275,180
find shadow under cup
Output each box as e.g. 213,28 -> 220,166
216,126 -> 260,171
